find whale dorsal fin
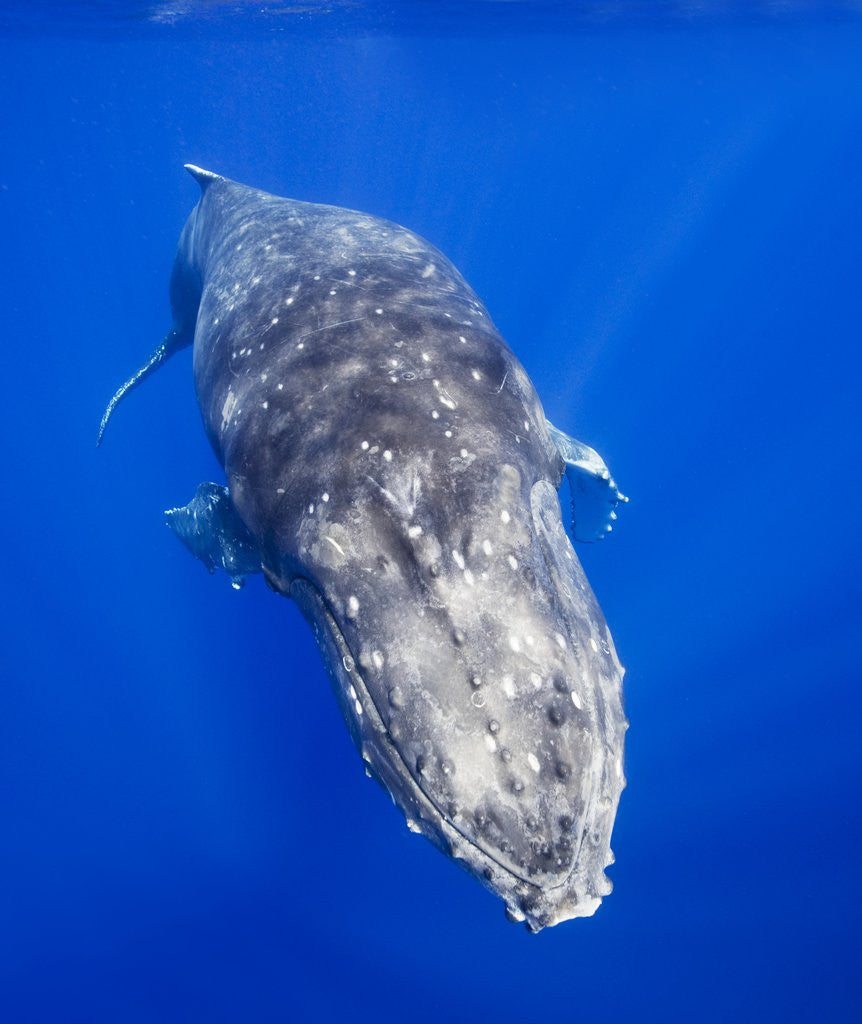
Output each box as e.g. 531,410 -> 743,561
184,164 -> 222,192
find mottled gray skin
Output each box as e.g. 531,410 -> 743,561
123,167 -> 626,930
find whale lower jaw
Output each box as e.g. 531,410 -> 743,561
289,575 -> 617,933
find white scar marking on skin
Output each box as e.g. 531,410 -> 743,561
324,535 -> 345,557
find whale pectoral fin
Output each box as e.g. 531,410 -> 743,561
165,482 -> 262,589
546,421 -> 628,543
97,328 -> 189,446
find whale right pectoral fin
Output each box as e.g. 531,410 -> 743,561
165,482 -> 262,590
546,421 -> 628,543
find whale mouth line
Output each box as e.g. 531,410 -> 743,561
290,572 -> 587,900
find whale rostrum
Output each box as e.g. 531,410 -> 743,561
100,165 -> 628,931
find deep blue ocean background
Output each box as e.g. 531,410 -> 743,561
1,3 -> 861,1021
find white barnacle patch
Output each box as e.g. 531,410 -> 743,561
308,503 -> 315,514
286,296 -> 294,306
508,555 -> 519,570
459,335 -> 466,344
438,390 -> 457,410
375,308 -> 383,315
276,487 -> 285,495
421,262 -> 436,278
444,429 -> 453,438
471,369 -> 482,381
422,352 -> 430,363
431,410 -> 439,420
383,449 -> 393,462
261,401 -> 269,410
361,440 -> 369,450
482,539 -> 493,556
452,549 -> 465,570
277,382 -> 283,390
322,492 -> 330,503
348,269 -> 356,276
349,685 -> 358,701
590,637 -> 599,653
500,509 -> 511,524
459,448 -> 469,458
314,274 -> 321,281
347,595 -> 360,616
354,699 -> 363,716
571,690 -> 583,710
271,317 -> 279,325
329,289 -> 337,296
527,752 -> 541,774
407,525 -> 423,538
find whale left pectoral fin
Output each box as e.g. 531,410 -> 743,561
97,328 -> 189,446
165,482 -> 262,589
546,421 -> 628,543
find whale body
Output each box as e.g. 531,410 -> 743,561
101,166 -> 628,931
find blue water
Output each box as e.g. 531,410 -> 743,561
2,3 -> 861,1021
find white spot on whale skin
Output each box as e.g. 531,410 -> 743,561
348,269 -> 357,276
261,401 -> 269,410
571,690 -> 583,709
348,594 -> 360,615
590,637 -> 599,653
508,635 -> 521,653
354,699 -> 363,716
471,369 -> 482,381
407,525 -> 423,538
375,308 -> 384,315
322,492 -> 330,503
452,549 -> 465,570
421,263 -> 436,278
463,569 -> 475,585
361,440 -> 369,450
482,539 -> 493,556
500,509 -> 511,524
372,650 -> 385,670
528,752 -> 540,773
383,449 -> 393,462
485,734 -> 498,753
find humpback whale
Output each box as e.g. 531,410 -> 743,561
100,166 -> 628,931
